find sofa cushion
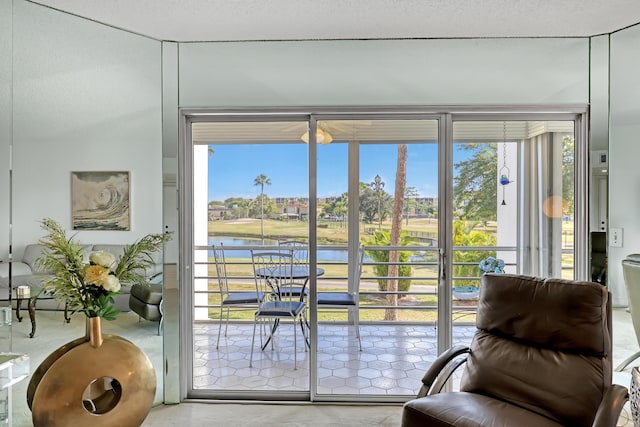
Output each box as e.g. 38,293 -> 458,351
90,244 -> 127,256
22,244 -> 52,273
10,274 -> 48,292
1,243 -> 153,315
91,244 -> 160,278
0,262 -> 33,278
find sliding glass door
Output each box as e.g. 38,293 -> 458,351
180,108 -> 588,402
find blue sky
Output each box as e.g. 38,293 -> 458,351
208,142 -> 460,202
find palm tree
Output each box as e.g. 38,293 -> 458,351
404,186 -> 419,225
370,175 -> 385,230
386,144 -> 407,321
253,174 -> 271,242
236,198 -> 253,218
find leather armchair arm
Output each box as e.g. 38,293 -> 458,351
591,384 -> 628,427
417,345 -> 469,397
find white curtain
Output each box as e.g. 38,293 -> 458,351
521,133 -> 565,278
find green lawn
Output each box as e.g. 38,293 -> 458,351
204,216 -> 574,323
209,217 -> 441,244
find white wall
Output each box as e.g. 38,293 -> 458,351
609,24 -> 640,306
10,1 -> 163,258
590,35 -> 610,152
178,38 -> 589,107
162,42 -> 179,265
175,37 -> 593,295
589,36 -> 610,234
0,0 -> 12,261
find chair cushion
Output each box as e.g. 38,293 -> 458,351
626,254 -> 640,263
129,294 -> 161,321
257,301 -> 305,317
317,292 -> 355,305
222,292 -> 264,305
476,274 -> 609,355
130,284 -> 162,304
402,392 -> 563,427
278,285 -> 309,297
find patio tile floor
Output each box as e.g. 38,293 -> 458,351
192,309 -> 637,426
194,322 -> 473,394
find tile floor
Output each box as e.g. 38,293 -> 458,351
6,307 -> 639,426
193,322 -> 476,394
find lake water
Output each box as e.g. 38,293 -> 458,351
208,236 -> 433,262
208,236 -> 350,261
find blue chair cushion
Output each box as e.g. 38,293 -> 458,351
317,292 -> 355,305
257,301 -> 305,317
222,292 -> 264,305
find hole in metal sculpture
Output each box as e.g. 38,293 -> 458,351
82,377 -> 122,414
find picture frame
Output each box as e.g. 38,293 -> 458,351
71,171 -> 130,230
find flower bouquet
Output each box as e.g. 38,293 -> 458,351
37,218 -> 171,320
479,256 -> 505,274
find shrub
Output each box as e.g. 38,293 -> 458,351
362,231 -> 414,292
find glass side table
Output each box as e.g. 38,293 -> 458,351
12,288 -> 64,338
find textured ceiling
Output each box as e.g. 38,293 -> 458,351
28,0 -> 640,42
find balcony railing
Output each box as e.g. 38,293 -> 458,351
191,244 -> 541,325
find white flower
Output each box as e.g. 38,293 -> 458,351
102,274 -> 121,293
90,251 -> 116,269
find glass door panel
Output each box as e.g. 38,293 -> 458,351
191,120 -> 311,396
314,118 -> 439,398
451,120 -> 575,349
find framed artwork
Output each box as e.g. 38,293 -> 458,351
71,171 -> 130,230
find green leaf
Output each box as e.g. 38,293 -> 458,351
37,218 -> 172,321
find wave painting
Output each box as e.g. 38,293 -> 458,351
71,171 -> 130,230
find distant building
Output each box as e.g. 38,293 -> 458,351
278,202 -> 309,220
208,205 -> 231,220
415,197 -> 438,207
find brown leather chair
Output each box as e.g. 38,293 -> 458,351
402,273 -> 628,427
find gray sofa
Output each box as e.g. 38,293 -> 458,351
0,243 -> 162,313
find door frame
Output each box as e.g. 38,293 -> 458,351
176,105 -> 589,402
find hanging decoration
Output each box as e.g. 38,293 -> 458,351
499,122 -> 512,205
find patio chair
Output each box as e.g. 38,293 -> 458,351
213,244 -> 264,349
277,239 -> 309,301
402,273 -> 628,427
250,250 -> 308,369
317,244 -> 364,351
